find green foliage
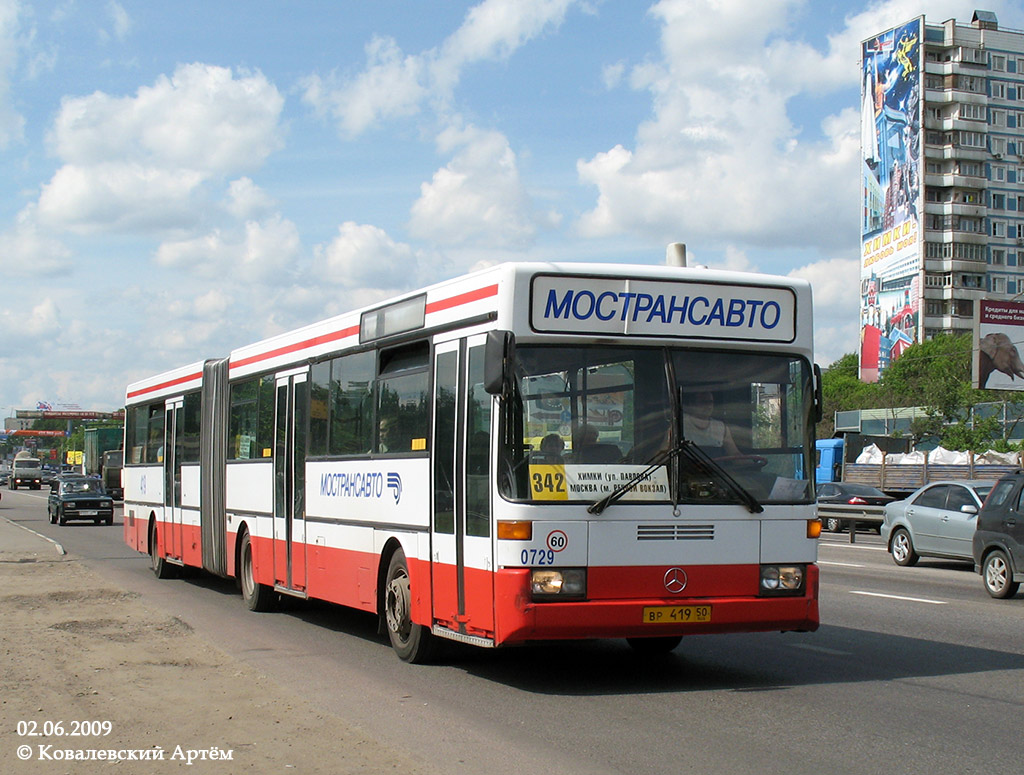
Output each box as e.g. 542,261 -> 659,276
819,335 -> 1018,450
818,352 -> 889,438
880,334 -> 972,422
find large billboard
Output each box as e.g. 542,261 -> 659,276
859,17 -> 924,382
974,300 -> 1024,390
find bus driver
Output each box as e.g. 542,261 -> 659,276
682,390 -> 740,458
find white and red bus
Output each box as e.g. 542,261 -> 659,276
123,253 -> 822,661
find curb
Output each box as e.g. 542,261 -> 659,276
1,516 -> 66,555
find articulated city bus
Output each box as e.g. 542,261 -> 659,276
123,253 -> 822,661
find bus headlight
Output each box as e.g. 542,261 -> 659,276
531,569 -> 586,599
759,565 -> 805,596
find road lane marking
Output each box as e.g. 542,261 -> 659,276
850,591 -> 946,605
818,561 -> 865,568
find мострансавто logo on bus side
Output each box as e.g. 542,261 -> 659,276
531,276 -> 796,342
319,471 -> 402,505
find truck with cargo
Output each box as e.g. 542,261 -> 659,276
10,451 -> 43,490
83,427 -> 124,500
817,436 -> 1021,496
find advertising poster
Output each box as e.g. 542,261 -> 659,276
859,17 -> 924,382
974,300 -> 1024,390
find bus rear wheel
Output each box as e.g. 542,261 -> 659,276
239,531 -> 277,612
384,549 -> 434,663
149,525 -> 179,579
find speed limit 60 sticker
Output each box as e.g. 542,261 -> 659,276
547,530 -> 568,552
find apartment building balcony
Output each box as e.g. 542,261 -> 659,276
924,88 -> 988,106
923,201 -> 987,219
923,172 -> 987,189
921,286 -> 986,305
923,116 -> 993,134
922,314 -> 976,331
925,171 -> 987,189
923,228 -> 988,245
923,144 -> 989,162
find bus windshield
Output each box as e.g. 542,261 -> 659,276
498,345 -> 814,506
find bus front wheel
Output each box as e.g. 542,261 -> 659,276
384,549 -> 434,663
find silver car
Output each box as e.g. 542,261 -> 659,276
881,480 -> 994,566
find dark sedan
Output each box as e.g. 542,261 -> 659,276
48,477 -> 114,526
816,482 -> 896,532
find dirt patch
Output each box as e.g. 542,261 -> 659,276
0,552 -> 440,774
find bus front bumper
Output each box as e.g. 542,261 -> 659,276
492,564 -> 819,645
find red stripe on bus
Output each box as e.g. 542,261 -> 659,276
126,371 -> 203,399
231,324 -> 361,371
425,283 -> 498,313
127,284 -> 501,400
232,284 -> 499,371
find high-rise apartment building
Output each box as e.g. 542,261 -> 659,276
859,10 -> 1024,381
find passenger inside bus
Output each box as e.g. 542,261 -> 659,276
682,390 -> 740,458
571,424 -> 622,463
537,433 -> 565,464
378,418 -> 401,453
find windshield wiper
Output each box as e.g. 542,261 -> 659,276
676,441 -> 763,514
587,440 -> 765,516
587,444 -> 685,515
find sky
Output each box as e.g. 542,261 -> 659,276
2,0 -> 1023,417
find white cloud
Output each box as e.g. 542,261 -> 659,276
576,0 -> 1024,256
303,0 -> 577,136
788,256 -> 861,365
20,297 -> 60,337
703,245 -> 758,273
602,61 -> 625,90
0,297 -> 61,358
433,0 -> 576,93
107,1 -> 130,41
38,63 -> 285,234
49,63 -> 283,172
0,0 -> 26,148
155,214 -> 301,281
301,36 -> 427,137
574,0 -> 866,252
409,123 -> 559,248
38,163 -> 208,232
225,177 -> 276,220
0,205 -> 72,273
313,221 -> 418,289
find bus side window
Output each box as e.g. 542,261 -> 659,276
466,345 -> 490,537
377,342 -> 429,454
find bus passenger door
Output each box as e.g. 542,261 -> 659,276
163,398 -> 184,561
431,337 -> 495,640
273,371 -> 309,593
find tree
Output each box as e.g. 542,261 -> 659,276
880,335 -> 973,421
818,352 -> 886,438
821,335 -> 1017,450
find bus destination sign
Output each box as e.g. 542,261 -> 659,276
530,275 -> 796,342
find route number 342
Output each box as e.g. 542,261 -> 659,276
531,470 -> 565,495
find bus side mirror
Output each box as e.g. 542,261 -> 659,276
484,330 -> 516,395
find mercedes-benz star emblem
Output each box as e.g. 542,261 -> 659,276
663,567 -> 687,594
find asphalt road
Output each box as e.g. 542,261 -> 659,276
3,488 -> 1023,775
